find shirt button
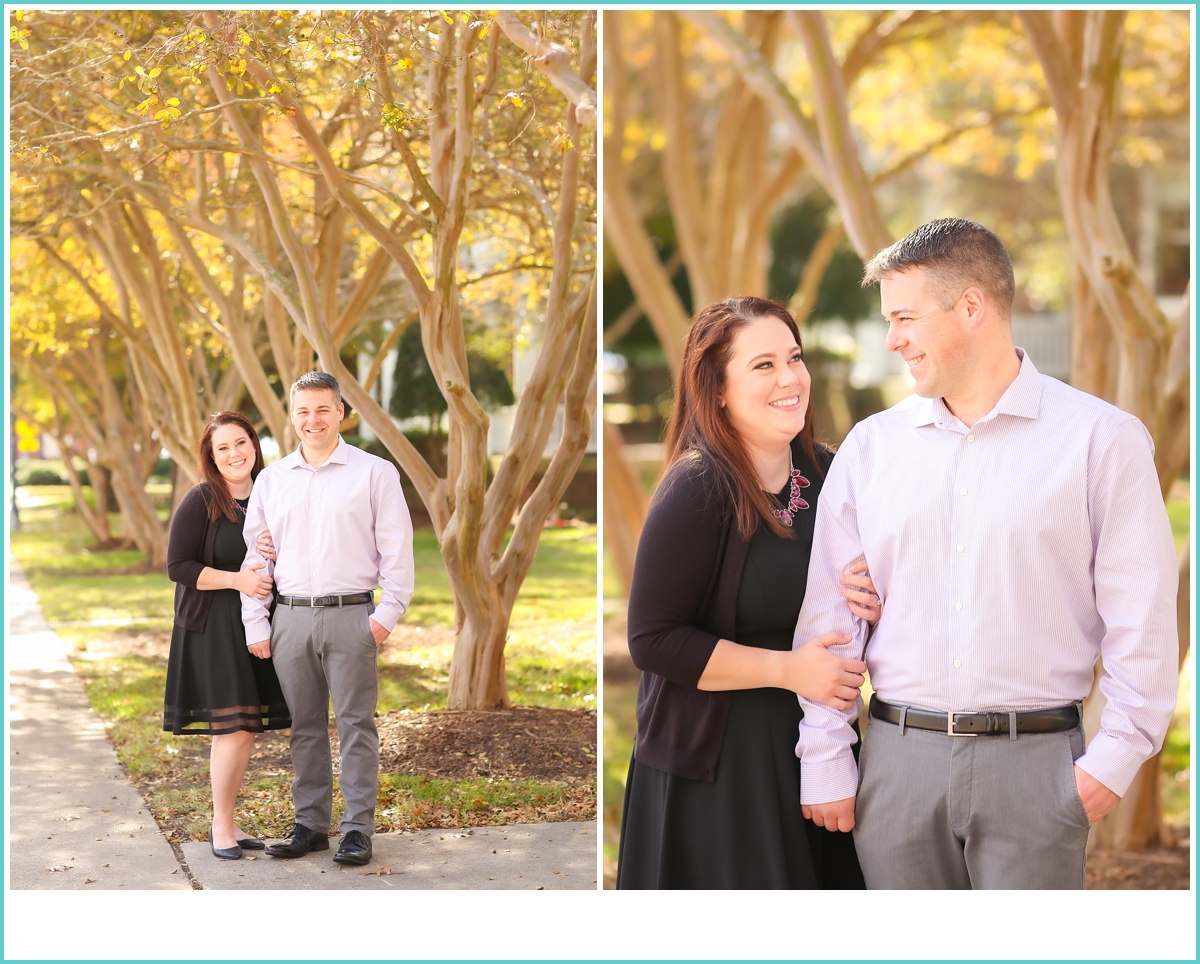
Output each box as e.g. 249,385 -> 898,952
960,487 -> 968,496
955,601 -> 963,610
957,544 -> 964,553
967,435 -> 975,443
954,659 -> 962,668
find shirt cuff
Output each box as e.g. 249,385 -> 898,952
370,605 -> 400,634
1075,732 -> 1151,798
244,617 -> 272,648
798,754 -> 860,806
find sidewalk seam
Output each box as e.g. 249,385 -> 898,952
167,839 -> 204,890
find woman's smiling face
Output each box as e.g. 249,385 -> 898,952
720,316 -> 810,454
210,422 -> 255,487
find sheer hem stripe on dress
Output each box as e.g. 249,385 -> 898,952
164,702 -> 291,735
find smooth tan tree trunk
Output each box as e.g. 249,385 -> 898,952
1021,10 -> 1190,850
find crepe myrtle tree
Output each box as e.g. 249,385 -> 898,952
10,9 -> 596,709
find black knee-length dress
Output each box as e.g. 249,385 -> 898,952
617,471 -> 864,889
163,496 -> 291,735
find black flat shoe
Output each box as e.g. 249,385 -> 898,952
333,830 -> 372,866
209,827 -> 242,860
266,823 -> 329,859
236,837 -> 266,850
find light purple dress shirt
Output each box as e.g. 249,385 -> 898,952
240,436 -> 415,646
792,350 -> 1179,804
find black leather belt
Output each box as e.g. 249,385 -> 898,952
870,695 -> 1080,736
278,592 -> 374,608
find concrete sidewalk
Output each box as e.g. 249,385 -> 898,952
183,822 -> 596,889
7,560 -> 597,890
7,561 -> 189,890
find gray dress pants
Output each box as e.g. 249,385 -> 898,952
270,602 -> 380,837
852,714 -> 1092,889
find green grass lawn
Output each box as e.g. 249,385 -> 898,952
13,487 -> 598,710
13,485 -> 597,840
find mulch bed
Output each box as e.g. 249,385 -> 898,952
243,706 -> 597,782
1086,844 -> 1191,889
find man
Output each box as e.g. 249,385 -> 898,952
241,371 -> 414,866
792,218 -> 1178,888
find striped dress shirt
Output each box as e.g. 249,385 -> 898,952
792,350 -> 1179,804
240,436 -> 415,646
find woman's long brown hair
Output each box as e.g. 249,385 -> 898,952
196,411 -> 265,523
662,297 -> 821,540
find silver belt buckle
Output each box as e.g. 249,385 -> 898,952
948,711 -> 977,736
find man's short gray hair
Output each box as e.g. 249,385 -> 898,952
289,370 -> 342,407
862,218 -> 1015,318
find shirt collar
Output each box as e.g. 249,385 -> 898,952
913,348 -> 1042,429
287,434 -> 349,469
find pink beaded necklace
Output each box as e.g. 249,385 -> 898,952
772,454 -> 811,527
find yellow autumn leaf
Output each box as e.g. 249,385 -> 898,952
148,66 -> 161,78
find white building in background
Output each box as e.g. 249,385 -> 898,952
355,319 -> 597,459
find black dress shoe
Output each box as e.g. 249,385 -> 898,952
236,836 -> 266,851
209,826 -> 242,860
266,823 -> 329,858
333,830 -> 372,866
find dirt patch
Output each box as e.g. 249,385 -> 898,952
378,707 -> 597,780
73,627 -> 171,660
233,707 -> 597,783
1086,844 -> 1191,889
380,623 -> 457,653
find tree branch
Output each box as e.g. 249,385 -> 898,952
495,11 -> 597,128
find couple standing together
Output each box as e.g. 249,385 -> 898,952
617,219 -> 1179,890
163,371 -> 414,866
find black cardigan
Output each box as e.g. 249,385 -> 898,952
626,440 -> 834,783
166,484 -> 229,633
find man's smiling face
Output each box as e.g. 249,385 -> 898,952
880,266 -> 973,400
290,387 -> 344,459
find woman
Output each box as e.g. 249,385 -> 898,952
164,412 -> 291,859
616,297 -> 880,889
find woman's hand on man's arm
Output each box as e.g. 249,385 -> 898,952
839,558 -> 882,625
256,530 -> 277,561
195,562 -> 272,598
697,634 -> 864,709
